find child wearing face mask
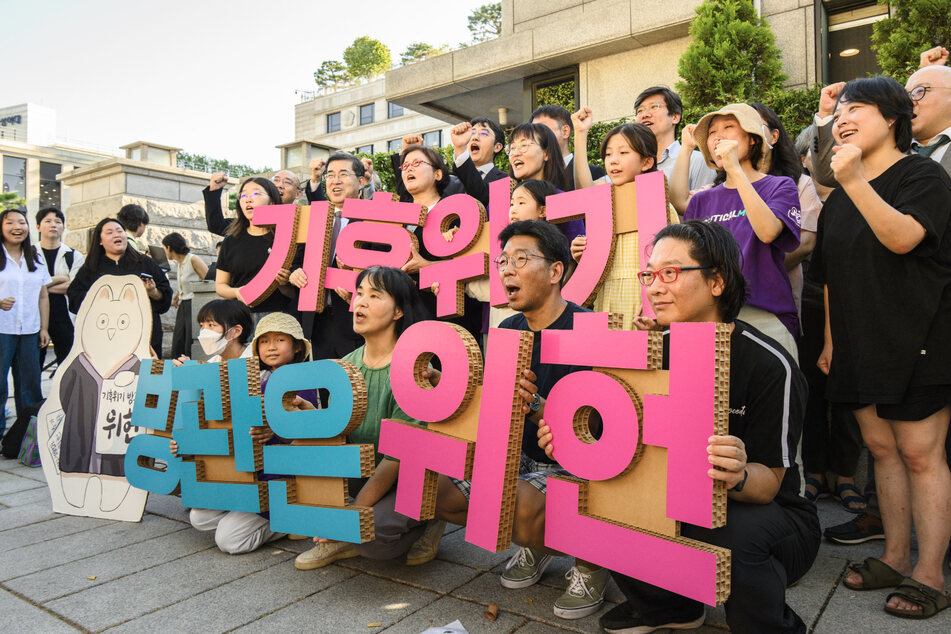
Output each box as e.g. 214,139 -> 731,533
170,310 -> 318,554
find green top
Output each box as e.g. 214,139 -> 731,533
344,345 -> 420,465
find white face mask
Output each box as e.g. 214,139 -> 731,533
198,328 -> 229,356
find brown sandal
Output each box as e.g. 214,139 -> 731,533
885,577 -> 951,619
842,557 -> 904,591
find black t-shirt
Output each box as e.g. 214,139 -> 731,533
42,248 -> 68,319
217,230 -> 289,314
499,301 -> 590,462
663,321 -> 813,515
808,155 -> 951,403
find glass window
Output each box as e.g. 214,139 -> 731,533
422,130 -> 442,147
387,138 -> 402,153
356,144 -> 373,155
388,102 -> 404,119
39,162 -> 62,209
286,146 -> 303,168
360,103 -> 375,125
2,156 -> 26,198
327,112 -> 341,133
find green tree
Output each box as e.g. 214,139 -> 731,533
314,60 -> 349,91
0,191 -> 27,211
872,0 -> 951,80
177,152 -> 270,179
400,42 -> 449,65
343,36 -> 392,81
535,79 -> 576,111
468,3 -> 502,43
676,0 -> 787,108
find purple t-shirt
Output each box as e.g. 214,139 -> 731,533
685,174 -> 801,335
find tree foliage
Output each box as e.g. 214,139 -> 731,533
314,60 -> 349,91
535,80 -> 576,111
177,152 -> 270,179
468,3 -> 502,43
343,36 -> 392,81
676,0 -> 787,109
0,191 -> 27,211
400,42 -> 449,65
872,0 -> 951,80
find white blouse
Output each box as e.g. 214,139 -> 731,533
0,245 -> 52,335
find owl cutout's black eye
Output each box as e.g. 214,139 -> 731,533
96,314 -> 108,329
117,313 -> 130,329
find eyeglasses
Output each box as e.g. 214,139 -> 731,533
637,265 -> 712,286
635,103 -> 668,116
505,141 -> 538,156
239,191 -> 267,201
271,176 -> 298,187
399,159 -> 432,171
493,252 -> 552,271
324,171 -> 355,183
907,85 -> 951,102
473,128 -> 493,138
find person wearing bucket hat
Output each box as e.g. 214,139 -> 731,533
671,103 -> 801,360
170,310 -> 319,555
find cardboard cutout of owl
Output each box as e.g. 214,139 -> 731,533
37,275 -> 152,521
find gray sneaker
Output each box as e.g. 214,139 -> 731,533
406,519 -> 446,566
554,564 -> 609,619
500,547 -> 553,589
294,541 -> 358,570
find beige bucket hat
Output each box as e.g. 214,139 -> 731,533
251,312 -> 313,361
693,103 -> 773,172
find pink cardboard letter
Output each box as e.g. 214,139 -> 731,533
421,194 -> 484,258
297,202 -> 334,312
545,184 -> 613,306
541,312 -> 647,369
239,203 -> 299,307
635,171 -> 668,319
545,371 -> 640,481
488,178 -> 512,307
419,252 -> 488,317
642,321 -> 717,528
342,191 -> 424,225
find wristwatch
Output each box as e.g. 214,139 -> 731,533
732,468 -> 749,493
528,392 -> 541,413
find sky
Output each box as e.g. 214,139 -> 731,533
3,0 -> 489,168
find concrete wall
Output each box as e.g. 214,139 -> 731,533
763,0 -> 818,89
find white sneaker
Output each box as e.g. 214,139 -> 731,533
406,520 -> 446,566
294,541 -> 358,570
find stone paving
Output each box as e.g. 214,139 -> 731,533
4,377 -> 951,632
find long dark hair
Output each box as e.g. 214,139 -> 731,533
0,208 -> 40,272
750,102 -> 802,183
508,123 -> 570,191
83,217 -> 140,273
354,266 -> 429,337
227,177 -> 283,238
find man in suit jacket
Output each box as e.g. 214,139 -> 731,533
812,50 -> 951,187
531,104 -> 606,189
450,117 -> 508,207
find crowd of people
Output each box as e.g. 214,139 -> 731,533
3,43 -> 951,632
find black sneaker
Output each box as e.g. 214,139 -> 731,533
824,512 -> 884,545
600,602 -> 704,633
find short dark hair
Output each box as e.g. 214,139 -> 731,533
326,151 -> 365,177
634,86 -> 684,135
399,145 -> 451,195
227,177 -> 283,238
196,299 -> 253,345
531,104 -> 573,134
508,123 -> 570,191
117,204 -> 149,232
36,206 -> 65,225
498,219 -> 571,286
470,117 -> 506,157
651,220 -> 747,322
354,266 -> 430,337
600,123 -> 658,170
837,75 -> 914,153
161,231 -> 189,255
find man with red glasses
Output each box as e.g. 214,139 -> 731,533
538,220 -> 817,633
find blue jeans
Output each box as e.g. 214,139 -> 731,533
0,332 -> 43,431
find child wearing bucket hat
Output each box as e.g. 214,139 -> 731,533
673,103 -> 801,359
